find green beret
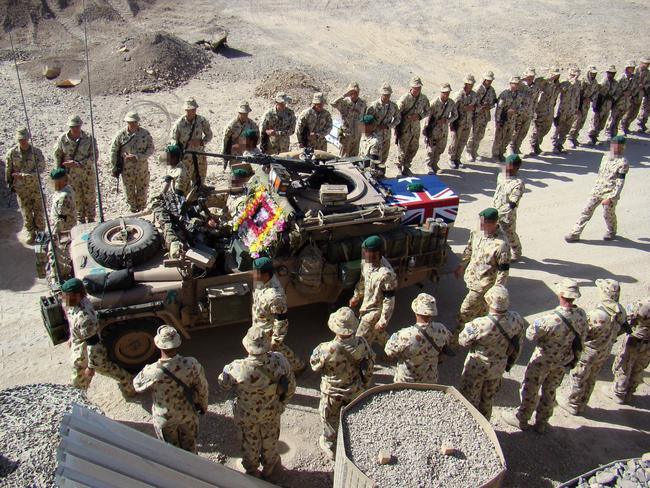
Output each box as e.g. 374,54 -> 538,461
50,167 -> 67,180
407,183 -> 425,192
165,144 -> 182,157
242,128 -> 257,138
361,114 -> 376,124
479,207 -> 499,221
61,277 -> 84,293
233,168 -> 250,177
253,257 -> 273,273
505,154 -> 522,165
611,135 -> 626,144
362,235 -> 382,250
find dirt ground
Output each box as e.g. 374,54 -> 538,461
0,1 -> 648,487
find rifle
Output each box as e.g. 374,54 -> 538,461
473,87 -> 492,123
59,137 -> 82,169
114,132 -> 136,193
394,93 -> 421,144
299,123 -> 310,148
423,100 -> 449,143
486,314 -> 520,372
260,131 -> 270,153
6,157 -> 14,193
554,310 -> 583,369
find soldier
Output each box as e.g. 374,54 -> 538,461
448,74 -> 478,168
492,76 -> 523,162
331,82 -> 367,157
561,279 -> 625,415
636,57 -> 650,132
63,278 -> 136,397
260,92 -> 296,154
47,168 -> 76,284
529,67 -> 561,155
5,127 -> 45,244
223,101 -> 260,158
218,327 -> 296,478
109,111 -> 155,213
459,285 -> 526,419
565,135 -> 629,242
423,83 -> 457,174
296,92 -> 333,151
467,71 -> 497,162
611,296 -> 650,404
454,208 -> 511,326
492,154 -> 525,260
170,97 -> 213,181
251,257 -> 305,373
395,76 -> 430,175
310,307 -> 375,460
359,114 -> 385,177
622,59 -> 645,134
241,128 -> 262,156
568,66 -> 600,148
385,293 -> 453,383
551,67 -> 582,153
133,325 -> 208,453
503,279 -> 588,434
349,235 -> 398,348
162,144 -> 190,197
365,83 -> 401,167
609,60 -> 637,137
53,115 -> 98,223
511,68 -> 541,155
587,66 -> 618,145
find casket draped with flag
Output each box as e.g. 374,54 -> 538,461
380,175 -> 459,225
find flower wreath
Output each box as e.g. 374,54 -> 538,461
233,185 -> 286,257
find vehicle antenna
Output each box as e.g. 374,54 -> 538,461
8,30 -> 63,285
81,0 -> 104,223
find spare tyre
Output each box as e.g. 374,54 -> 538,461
88,217 -> 160,269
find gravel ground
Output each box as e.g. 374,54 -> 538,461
343,389 -> 503,488
0,383 -> 100,488
563,457 -> 650,488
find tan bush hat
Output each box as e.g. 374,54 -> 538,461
587,65 -> 598,74
595,278 -> 621,301
524,67 -> 536,77
15,127 -> 30,141
569,67 -> 581,76
548,67 -> 561,77
410,76 -> 423,87
440,83 -> 452,93
625,59 -> 636,68
463,74 -> 476,84
379,83 -> 393,95
238,100 -> 252,113
124,111 -> 140,123
555,278 -> 581,299
641,57 -> 650,65
184,97 -> 199,110
328,307 -> 359,335
606,65 -> 617,73
67,115 -> 83,127
411,293 -> 437,317
242,327 -> 271,355
483,71 -> 495,81
346,82 -> 360,92
312,92 -> 326,104
510,76 -> 521,84
485,285 -> 509,311
274,92 -> 291,103
154,325 -> 182,350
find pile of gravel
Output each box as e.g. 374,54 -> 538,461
254,69 -> 329,108
342,389 -> 503,488
562,456 -> 650,488
0,383 -> 100,488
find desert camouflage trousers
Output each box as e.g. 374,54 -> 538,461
569,106 -> 590,142
318,389 -> 361,450
378,129 -> 391,164
356,309 -> 389,347
425,129 -> 449,171
271,341 -> 304,373
566,347 -> 608,411
607,104 -> 627,138
154,414 -> 199,453
516,356 -> 566,425
467,113 -> 490,158
621,98 -> 642,132
448,124 -> 472,161
397,122 -> 421,169
511,115 -> 532,154
266,135 -> 291,155
47,238 -> 73,287
500,219 -> 521,260
16,189 -> 45,235
639,94 -> 649,125
237,415 -> 281,473
492,122 -> 515,158
122,161 -> 150,212
458,288 -> 489,327
570,195 -> 618,237
305,136 -> 328,152
67,166 -> 96,223
551,113 -> 577,149
181,151 -> 206,185
612,335 -> 650,401
530,113 -> 554,149
588,102 -> 613,140
71,343 -> 135,396
460,355 -> 503,420
339,131 -> 361,157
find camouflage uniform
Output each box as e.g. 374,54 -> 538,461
359,129 -> 384,162
468,81 -> 497,159
4,143 -> 46,236
424,92 -> 457,172
260,106 -> 296,154
53,130 -> 98,223
530,76 -> 561,152
170,114 -> 213,182
588,74 -> 618,142
492,172 -> 525,260
296,107 -> 333,151
569,70 -> 600,144
365,98 -> 401,165
133,354 -> 209,453
167,164 -> 190,197
396,89 -> 430,171
448,85 -> 478,163
459,286 -> 526,419
511,76 -> 542,154
621,66 -> 644,133
48,185 -> 76,284
331,94 -> 367,157
353,257 -> 397,347
612,298 -> 650,402
551,75 -> 582,151
67,296 -> 135,396
223,118 -> 260,155
492,85 -> 523,159
219,331 -> 296,475
610,69 -> 638,137
109,126 -> 154,212
516,302 -> 588,427
637,62 -> 650,130
252,274 -> 304,372
458,228 -> 511,324
568,152 -> 628,239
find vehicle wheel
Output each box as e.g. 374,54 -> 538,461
88,217 -> 160,270
102,319 -> 162,373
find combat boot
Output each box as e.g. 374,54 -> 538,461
533,144 -> 542,155
501,410 -> 530,431
589,135 -> 597,145
261,458 -> 281,478
319,436 -> 335,461
558,399 -> 580,416
638,122 -> 647,133
564,234 -> 580,243
568,138 -> 578,148
26,231 -> 36,245
603,232 -> 616,241
533,421 -> 549,434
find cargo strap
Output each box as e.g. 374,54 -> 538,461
160,365 -> 201,413
417,326 -> 443,354
486,314 -> 514,344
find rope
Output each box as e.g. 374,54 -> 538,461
8,31 -> 63,286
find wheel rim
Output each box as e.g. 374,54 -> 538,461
102,224 -> 144,246
113,329 -> 156,366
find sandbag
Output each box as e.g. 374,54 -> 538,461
83,268 -> 135,296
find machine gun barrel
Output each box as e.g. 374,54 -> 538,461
184,150 -> 333,174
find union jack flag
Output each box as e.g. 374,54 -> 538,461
380,175 -> 459,225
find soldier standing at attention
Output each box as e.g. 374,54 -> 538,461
385,293 -> 453,383
310,307 -> 375,460
395,76 -> 430,175
551,67 -> 582,153
467,71 -> 497,162
511,68 -> 540,155
565,135 -> 629,242
503,279 -> 587,434
491,76 -> 522,162
133,326 -> 209,453
609,60 -> 638,137
365,83 -> 401,169
636,57 -> 650,133
223,101 -> 260,157
109,111 -> 155,212
459,285 -> 526,419
53,115 -> 99,223
350,235 -> 398,348
621,59 -> 645,134
588,66 -> 618,145
423,83 -> 457,174
492,154 -> 525,261
63,278 -> 136,398
448,74 -> 478,169
5,127 -> 45,244
568,66 -> 600,148
529,67 -> 561,155
219,327 -> 296,478
260,92 -> 296,154
169,97 -> 213,181
454,208 -> 511,326
296,92 -> 333,151
331,82 -> 367,157
47,168 -> 76,284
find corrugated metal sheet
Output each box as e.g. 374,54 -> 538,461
56,404 -> 278,488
